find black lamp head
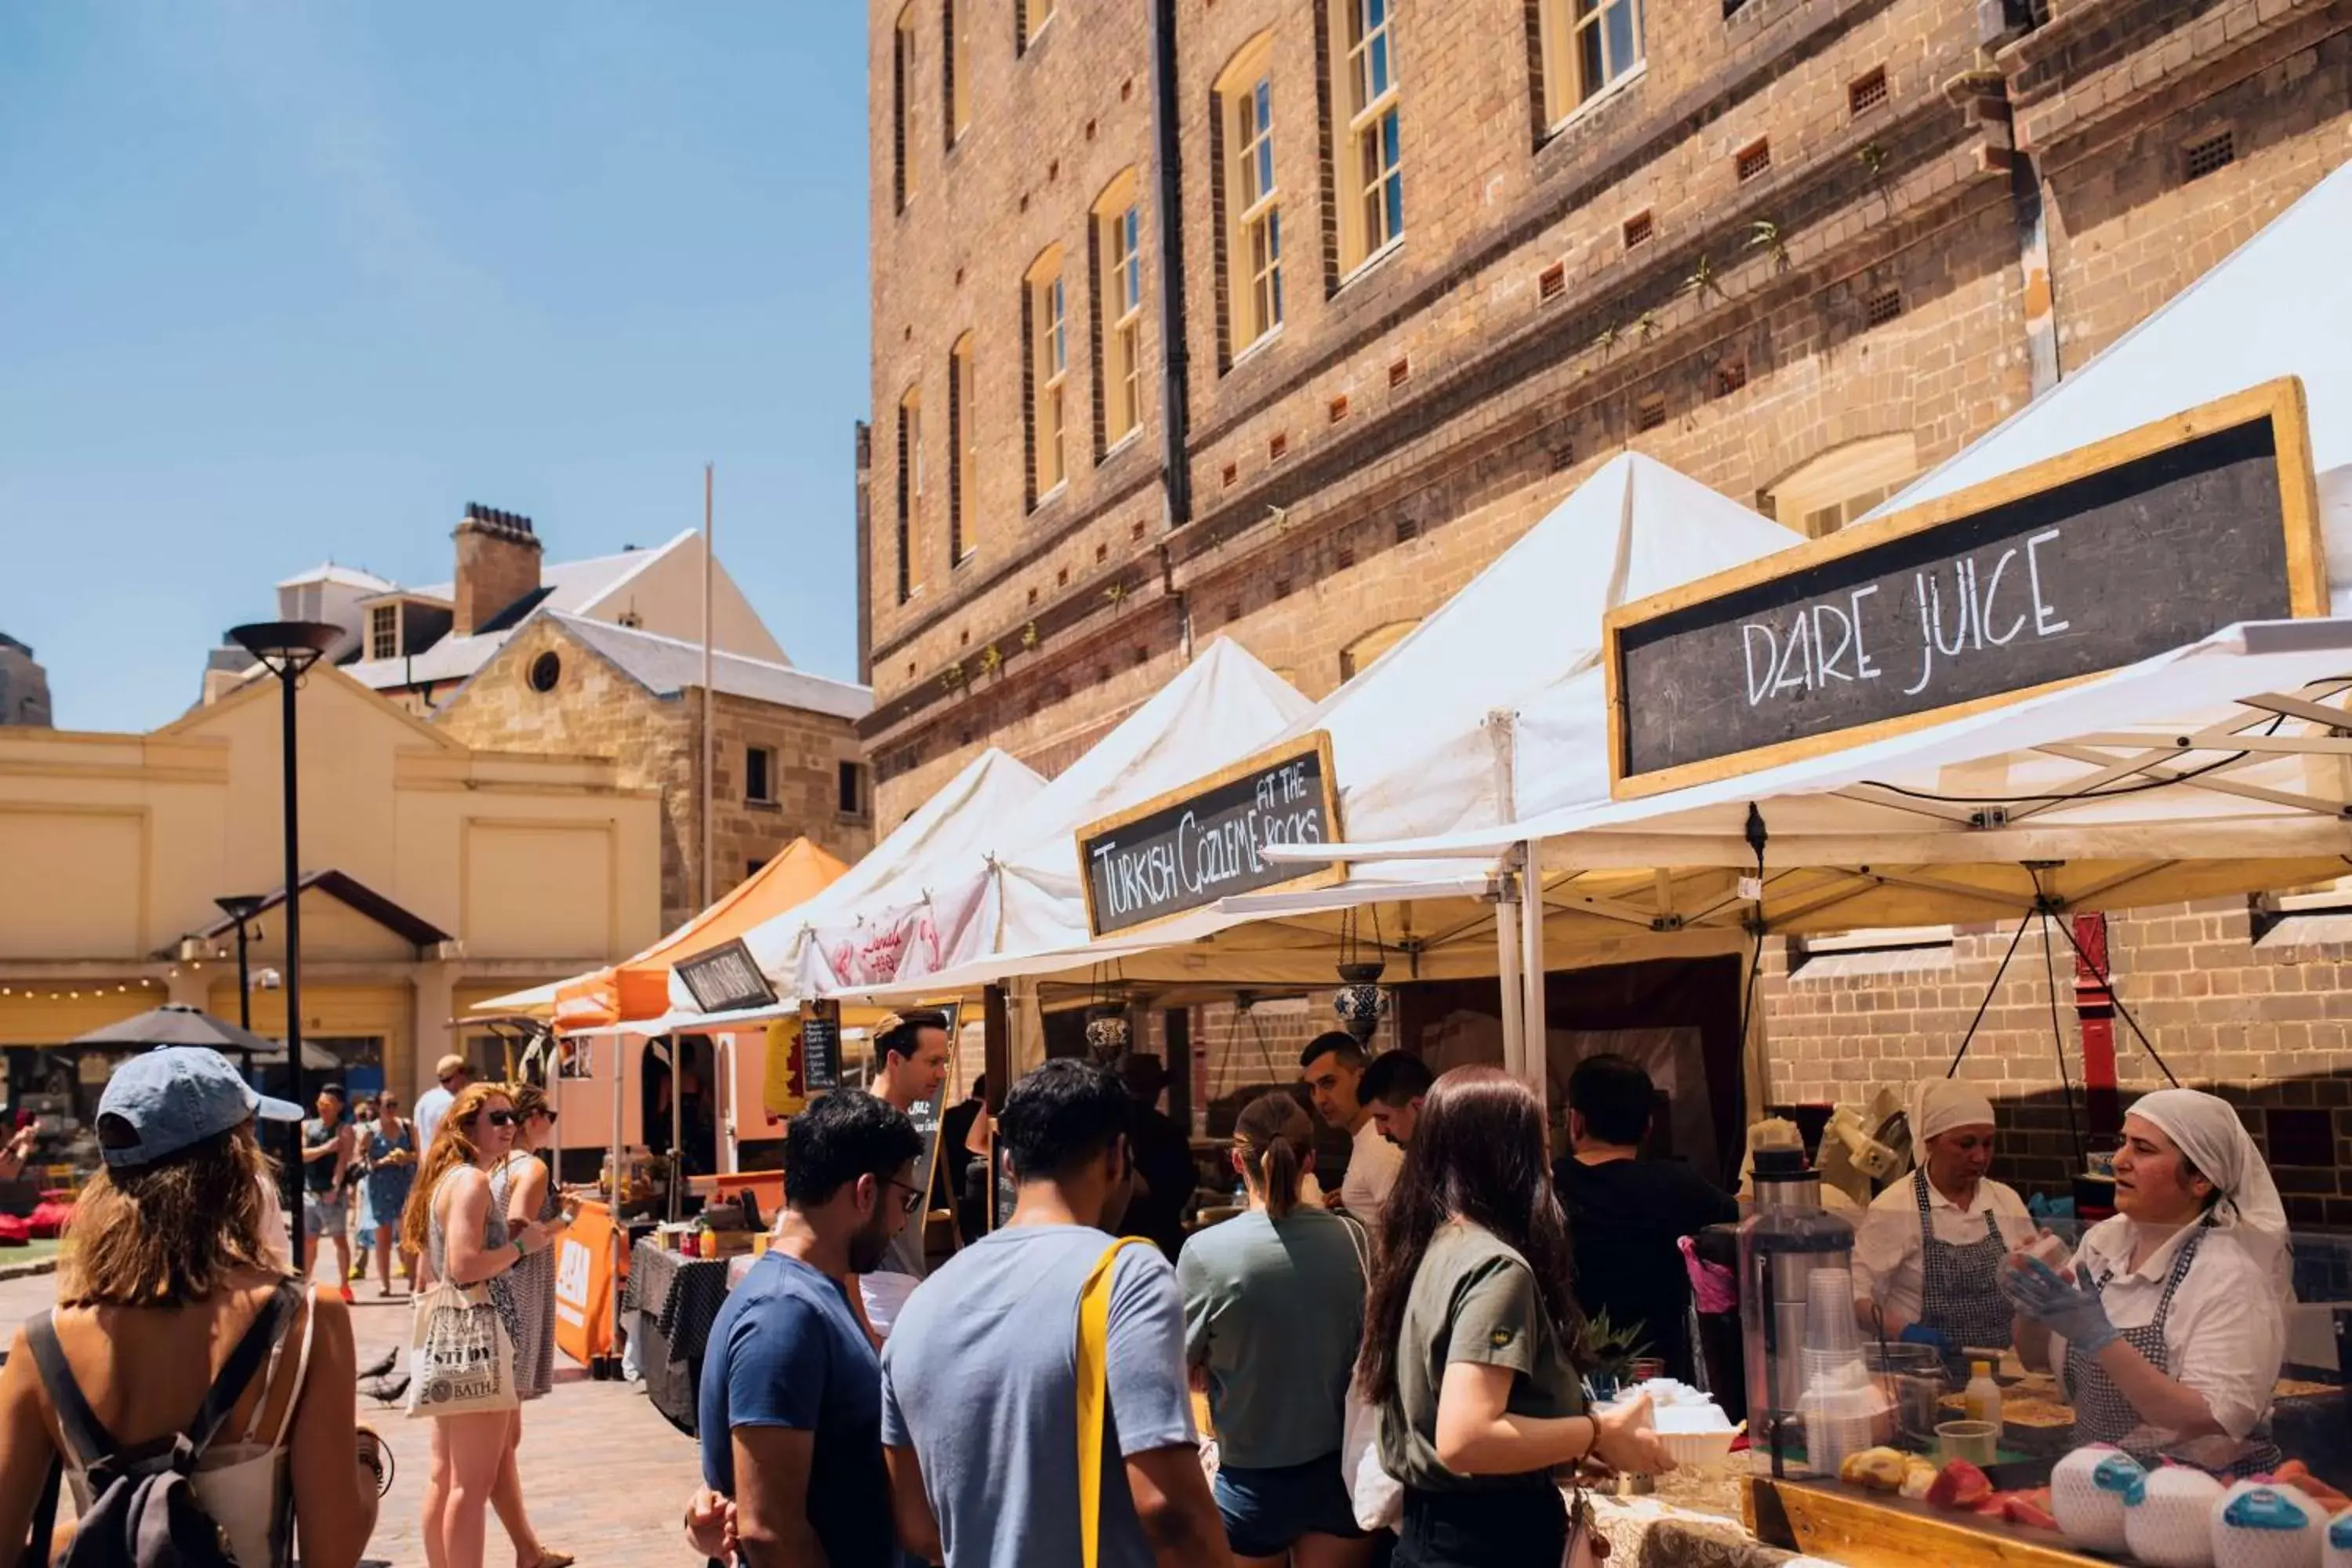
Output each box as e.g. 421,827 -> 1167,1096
228,620 -> 343,673
213,894 -> 266,924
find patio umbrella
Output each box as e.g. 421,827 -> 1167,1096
69,1004 -> 338,1071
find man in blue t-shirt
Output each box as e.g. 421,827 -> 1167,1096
691,1089 -> 924,1567
880,1059 -> 1235,1568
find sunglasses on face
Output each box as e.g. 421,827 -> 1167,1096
483,1110 -> 517,1128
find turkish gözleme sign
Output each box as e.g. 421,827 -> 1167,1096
1077,732 -> 1345,938
1606,379 -> 2325,797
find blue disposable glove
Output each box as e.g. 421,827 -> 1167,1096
1897,1322 -> 1952,1355
2006,1258 -> 2119,1356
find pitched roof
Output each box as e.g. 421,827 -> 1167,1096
183,869 -> 452,949
553,612 -> 870,720
276,562 -> 397,593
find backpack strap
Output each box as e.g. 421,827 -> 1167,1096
23,1308 -> 118,1470
1075,1236 -> 1159,1568
180,1283 -> 298,1461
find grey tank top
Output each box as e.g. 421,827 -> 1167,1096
426,1166 -> 508,1279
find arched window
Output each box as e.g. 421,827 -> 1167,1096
1761,433 -> 1920,539
949,332 -> 976,564
897,384 -> 924,601
1092,170 -> 1145,451
1215,34 -> 1283,359
1338,619 -> 1417,682
1025,246 -> 1068,506
1326,0 -> 1402,275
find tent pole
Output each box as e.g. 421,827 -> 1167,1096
608,1032 -> 625,1377
1521,841 -> 1548,1112
1486,710 -> 1526,1080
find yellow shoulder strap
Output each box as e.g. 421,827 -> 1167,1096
1076,1236 -> 1160,1568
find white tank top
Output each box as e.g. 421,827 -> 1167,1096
59,1292 -> 318,1568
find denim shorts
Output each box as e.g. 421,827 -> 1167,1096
1213,1453 -> 1367,1559
302,1190 -> 348,1238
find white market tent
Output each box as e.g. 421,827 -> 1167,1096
1276,160 -> 2352,938
835,455 -> 1806,1098
785,636 -> 1313,996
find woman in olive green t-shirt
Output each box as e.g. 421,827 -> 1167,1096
1355,1066 -> 1672,1567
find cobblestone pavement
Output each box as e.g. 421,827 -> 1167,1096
0,1268 -> 706,1566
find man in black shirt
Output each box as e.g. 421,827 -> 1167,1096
1113,1052 -> 1198,1262
1554,1053 -> 1738,1385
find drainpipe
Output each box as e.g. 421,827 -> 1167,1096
2011,155 -> 2063,398
1148,0 -> 1193,532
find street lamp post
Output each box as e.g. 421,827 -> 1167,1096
229,620 -> 340,1276
213,895 -> 265,1033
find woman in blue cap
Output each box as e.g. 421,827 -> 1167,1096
0,1046 -> 383,1566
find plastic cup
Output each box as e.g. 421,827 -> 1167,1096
1937,1420 -> 1998,1466
1805,1265 -> 1862,1357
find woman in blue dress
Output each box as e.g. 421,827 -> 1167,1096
362,1089 -> 418,1297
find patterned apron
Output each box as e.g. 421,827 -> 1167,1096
1914,1169 -> 2014,1369
2061,1219 -> 2283,1478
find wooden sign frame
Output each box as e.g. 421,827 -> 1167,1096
1074,730 -> 1348,940
1603,377 -> 2325,800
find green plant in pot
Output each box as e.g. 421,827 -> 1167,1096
1581,1308 -> 1653,1403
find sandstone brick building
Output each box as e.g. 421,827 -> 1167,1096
863,0 -> 2352,1167
213,505 -> 874,932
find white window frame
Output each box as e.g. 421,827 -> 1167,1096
1221,40 -> 1283,355
368,603 -> 399,662
949,332 -> 976,563
1334,0 -> 1403,275
1541,0 -> 1646,128
1029,252 -> 1068,500
1099,184 -> 1145,448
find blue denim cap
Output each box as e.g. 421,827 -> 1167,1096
96,1046 -> 305,1168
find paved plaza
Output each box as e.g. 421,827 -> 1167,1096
0,1268 -> 706,1566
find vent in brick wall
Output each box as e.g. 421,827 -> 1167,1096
1329,394 -> 1350,423
954,265 -> 964,285
1623,210 -> 1653,249
1134,645 -> 1149,666
2183,130 -> 2235,182
959,627 -> 970,645
1396,516 -> 1419,543
1864,287 -> 1904,327
1084,119 -> 1096,142
1715,359 -> 1748,397
1269,431 -> 1289,460
1538,262 -> 1566,302
1736,140 -> 1772,183
1027,586 -> 1039,605
1221,462 -> 1240,487
1635,393 -> 1668,432
1388,356 -> 1410,387
1131,519 -> 1146,539
1273,578 -> 1293,599
1548,438 -> 1575,472
1095,541 -> 1108,562
1848,67 -> 1888,117
1018,192 -> 1029,213
1057,565 -> 1069,586
1047,158 -> 1058,183
1225,600 -> 1241,622
1336,543 -> 1356,568
1121,78 -> 1133,100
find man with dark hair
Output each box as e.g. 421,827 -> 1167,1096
694,1089 -> 924,1568
1112,1052 -> 1197,1263
1358,1050 -> 1435,1149
1298,1033 -> 1401,1214
1553,1052 -> 1738,1385
881,1059 -> 1234,1568
862,1009 -> 953,1337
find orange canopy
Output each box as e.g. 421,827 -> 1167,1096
550,837 -> 850,1031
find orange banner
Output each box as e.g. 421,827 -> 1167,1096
554,1199 -> 623,1364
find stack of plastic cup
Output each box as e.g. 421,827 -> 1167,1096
1797,1266 -> 1888,1474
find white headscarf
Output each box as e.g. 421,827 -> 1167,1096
1910,1080 -> 1998,1167
2128,1087 -> 2292,1294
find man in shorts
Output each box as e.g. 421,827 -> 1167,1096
299,1083 -> 356,1300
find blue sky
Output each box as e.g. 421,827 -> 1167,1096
0,2 -> 870,731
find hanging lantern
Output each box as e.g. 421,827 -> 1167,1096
1083,1007 -> 1132,1058
1333,904 -> 1392,1044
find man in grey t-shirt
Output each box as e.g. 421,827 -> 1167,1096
881,1060 -> 1235,1568
862,1010 -> 953,1338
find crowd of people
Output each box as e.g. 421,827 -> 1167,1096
0,1020 -> 2303,1568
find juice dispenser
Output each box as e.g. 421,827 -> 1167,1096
1740,1146 -> 1857,1478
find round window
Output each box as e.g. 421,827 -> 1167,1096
528,652 -> 562,694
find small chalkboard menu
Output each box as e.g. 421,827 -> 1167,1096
800,997 -> 841,1092
673,938 -> 778,1015
1606,379 -> 2325,797
1076,732 -> 1345,938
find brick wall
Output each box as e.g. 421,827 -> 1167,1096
1761,897 -> 2352,1224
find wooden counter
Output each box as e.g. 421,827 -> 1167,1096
1745,1476 -> 2097,1568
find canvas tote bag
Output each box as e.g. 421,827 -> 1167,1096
404,1279 -> 519,1419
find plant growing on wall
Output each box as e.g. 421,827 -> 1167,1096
1747,219 -> 1790,273
978,644 -> 1003,677
1021,620 -> 1040,651
1683,252 -> 1721,301
1635,309 -> 1662,343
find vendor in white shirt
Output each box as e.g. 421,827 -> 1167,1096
1852,1082 -> 2035,1366
1298,1033 -> 1402,1215
2005,1088 -> 2290,1477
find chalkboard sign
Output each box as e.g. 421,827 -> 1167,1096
1606,379 -> 2325,797
674,938 -> 778,1014
800,998 -> 841,1092
1077,733 -> 1346,938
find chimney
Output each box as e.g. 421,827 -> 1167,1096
451,503 -> 543,637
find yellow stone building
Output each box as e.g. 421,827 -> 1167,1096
0,664 -> 662,1101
